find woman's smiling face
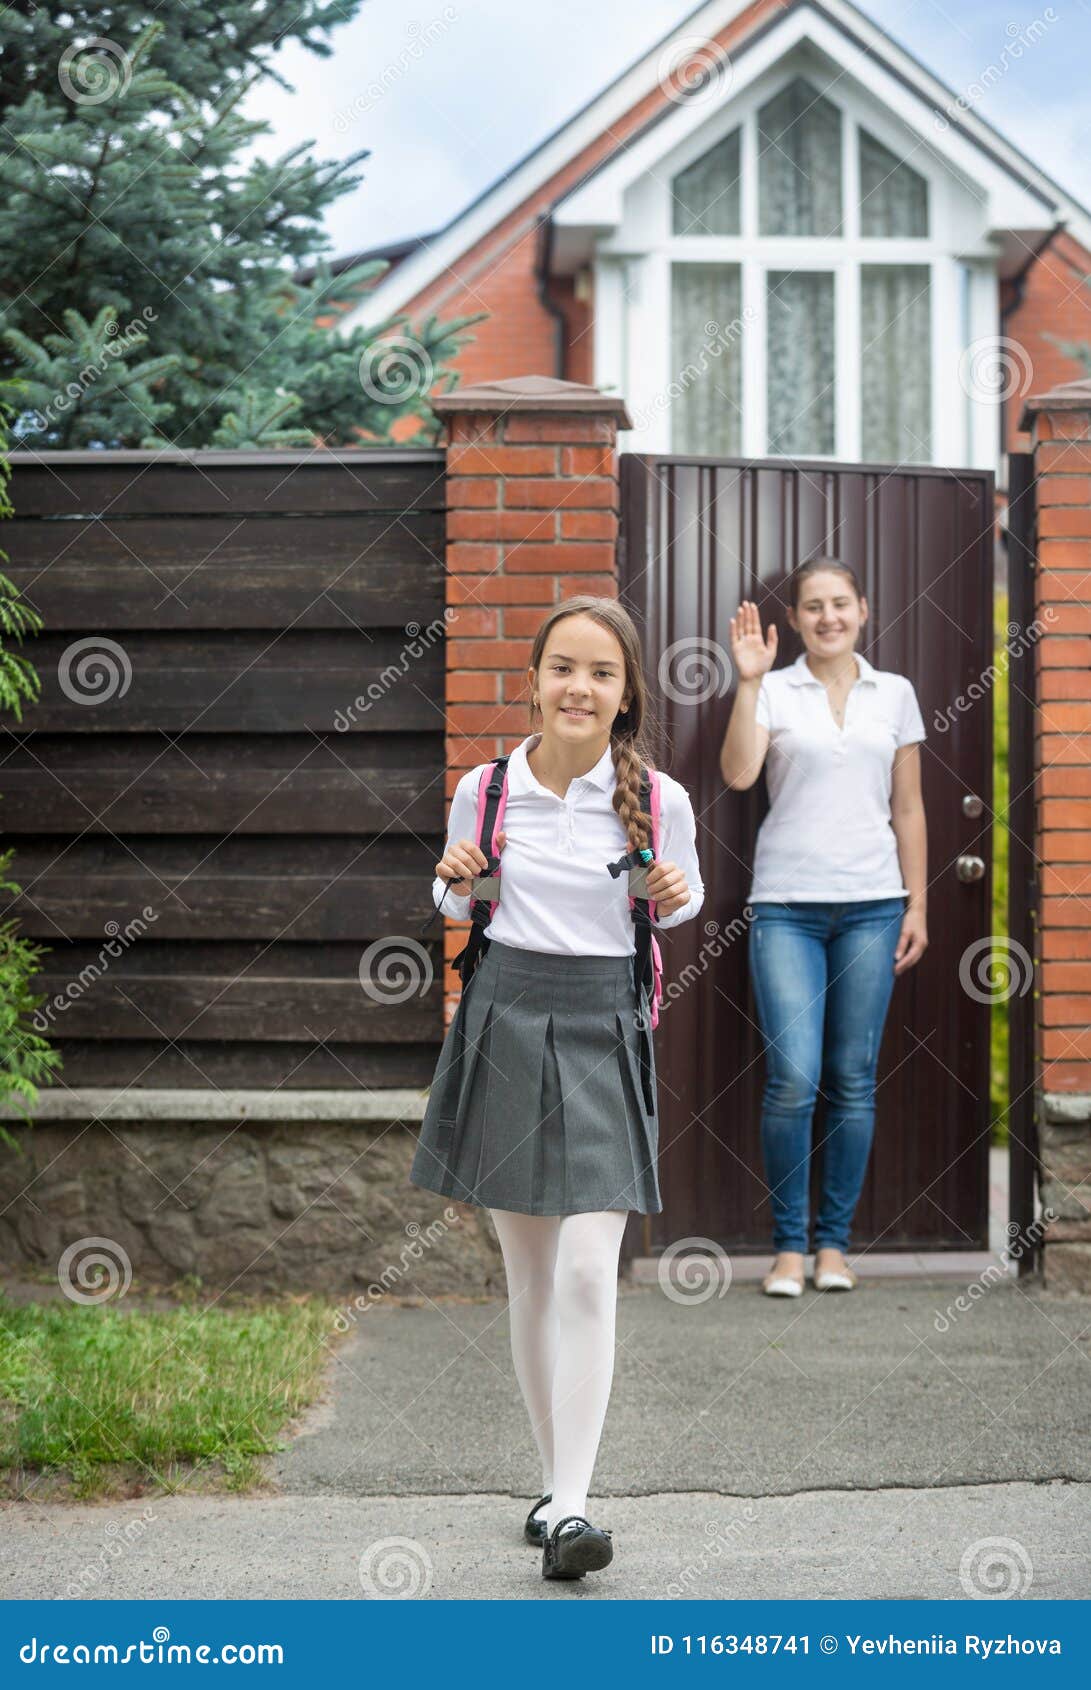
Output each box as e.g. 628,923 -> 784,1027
531,614 -> 630,739
787,570 -> 868,658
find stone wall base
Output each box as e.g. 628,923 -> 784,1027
1039,1092 -> 1091,1293
0,1120 -> 503,1298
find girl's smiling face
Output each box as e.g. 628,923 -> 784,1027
530,614 -> 631,739
787,569 -> 868,659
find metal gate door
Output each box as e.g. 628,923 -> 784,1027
619,453 -> 996,1256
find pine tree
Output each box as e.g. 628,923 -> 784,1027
0,5 -> 484,447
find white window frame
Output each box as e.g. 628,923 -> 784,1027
596,49 -> 994,466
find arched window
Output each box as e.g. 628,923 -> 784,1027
757,76 -> 843,237
859,128 -> 928,237
671,127 -> 741,236
660,72 -> 933,462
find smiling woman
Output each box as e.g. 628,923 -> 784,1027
720,557 -> 928,1297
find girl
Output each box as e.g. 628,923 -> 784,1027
410,595 -> 704,1581
720,558 -> 928,1297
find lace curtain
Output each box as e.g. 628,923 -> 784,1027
671,128 -> 741,236
758,77 -> 843,237
861,265 -> 931,461
859,129 -> 928,237
670,263 -> 743,454
766,271 -> 835,455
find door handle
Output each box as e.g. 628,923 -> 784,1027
956,854 -> 986,883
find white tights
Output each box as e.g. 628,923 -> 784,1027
489,1207 -> 629,1536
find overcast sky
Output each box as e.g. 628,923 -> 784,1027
243,0 -> 1091,263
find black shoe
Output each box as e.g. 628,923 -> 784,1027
523,1492 -> 552,1546
542,1514 -> 614,1580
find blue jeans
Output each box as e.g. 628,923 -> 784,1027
747,897 -> 906,1254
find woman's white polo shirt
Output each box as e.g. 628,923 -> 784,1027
747,650 -> 926,903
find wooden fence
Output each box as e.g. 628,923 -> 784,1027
1,450 -> 447,1089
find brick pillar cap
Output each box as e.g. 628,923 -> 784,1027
1020,376 -> 1091,431
432,373 -> 632,430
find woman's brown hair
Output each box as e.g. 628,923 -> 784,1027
527,596 -> 659,852
786,555 -> 865,610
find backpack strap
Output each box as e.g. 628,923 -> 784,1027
629,765 -> 661,1117
449,754 -> 510,989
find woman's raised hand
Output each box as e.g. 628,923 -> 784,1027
729,600 -> 778,682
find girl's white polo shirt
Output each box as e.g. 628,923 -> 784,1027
433,733 -> 705,955
747,650 -> 926,904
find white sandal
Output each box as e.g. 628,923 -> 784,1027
762,1271 -> 804,1297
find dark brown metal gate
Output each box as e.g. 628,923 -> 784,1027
619,453 -> 996,1255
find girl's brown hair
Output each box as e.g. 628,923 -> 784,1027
527,596 -> 659,852
787,555 -> 865,610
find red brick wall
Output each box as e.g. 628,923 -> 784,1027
1026,395 -> 1091,1095
1006,233 -> 1091,455
432,386 -> 624,1020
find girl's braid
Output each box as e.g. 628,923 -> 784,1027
611,738 -> 654,853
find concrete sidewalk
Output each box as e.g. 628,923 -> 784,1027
2,1275 -> 1089,1600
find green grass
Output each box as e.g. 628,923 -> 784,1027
0,1290 -> 338,1498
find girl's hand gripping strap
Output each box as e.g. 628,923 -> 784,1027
449,754 -> 510,990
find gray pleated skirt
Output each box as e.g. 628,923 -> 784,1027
409,938 -> 661,1216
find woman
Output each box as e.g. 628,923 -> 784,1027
720,558 -> 928,1296
410,595 -> 704,1580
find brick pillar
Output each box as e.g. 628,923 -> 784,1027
430,375 -> 633,1025
1020,376 -> 1091,1291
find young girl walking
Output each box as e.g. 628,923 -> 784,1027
409,595 -> 704,1582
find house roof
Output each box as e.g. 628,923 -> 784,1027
339,0 -> 1091,332
292,231 -> 440,290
